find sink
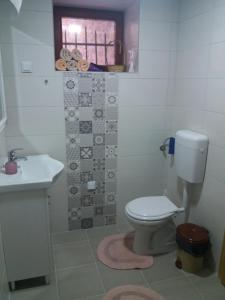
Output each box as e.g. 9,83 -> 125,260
0,154 -> 64,193
0,154 -> 64,286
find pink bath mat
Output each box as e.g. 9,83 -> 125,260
102,285 -> 165,300
97,232 -> 154,270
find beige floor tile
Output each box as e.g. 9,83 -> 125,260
87,225 -> 120,259
89,238 -> 101,259
97,261 -> 147,291
188,273 -> 225,300
142,252 -> 184,283
54,241 -> 94,269
86,225 -> 120,241
151,277 -> 201,300
57,263 -> 104,300
117,222 -> 133,234
53,230 -> 87,244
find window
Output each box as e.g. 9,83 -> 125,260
53,7 -> 124,67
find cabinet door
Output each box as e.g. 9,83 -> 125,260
0,190 -> 51,282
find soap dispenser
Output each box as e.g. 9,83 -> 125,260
4,148 -> 22,175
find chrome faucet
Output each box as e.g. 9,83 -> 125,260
8,148 -> 27,161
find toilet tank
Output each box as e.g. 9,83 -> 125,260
175,130 -> 209,183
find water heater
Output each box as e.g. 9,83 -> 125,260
175,130 -> 209,183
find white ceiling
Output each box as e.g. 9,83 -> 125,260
53,0 -> 137,11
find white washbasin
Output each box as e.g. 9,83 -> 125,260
0,155 -> 64,193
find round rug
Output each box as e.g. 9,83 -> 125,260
102,285 -> 165,300
97,232 -> 153,270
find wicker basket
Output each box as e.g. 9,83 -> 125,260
107,65 -> 125,72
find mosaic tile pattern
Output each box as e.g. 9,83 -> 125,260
64,72 -> 118,230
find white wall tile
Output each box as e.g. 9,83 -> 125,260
139,20 -> 173,51
169,51 -> 177,79
6,107 -> 65,136
141,0 -> 179,22
118,154 -> 163,181
203,111 -> 225,148
167,80 -> 176,106
178,13 -> 213,50
0,0 -> 18,20
0,130 -> 6,157
4,76 -> 63,107
0,11 -> 54,46
179,0 -> 213,21
205,79 -> 225,113
118,129 -> 165,157
0,0 -> 52,19
214,0 -> 225,7
209,42 -> 225,77
21,0 -> 53,12
212,6 -> 225,43
119,106 -> 166,132
1,44 -> 56,76
139,50 -> 170,77
6,134 -> 66,162
174,79 -> 207,108
169,107 -> 204,133
206,144 -> 225,184
176,46 -> 210,78
170,22 -> 179,51
119,78 -> 168,107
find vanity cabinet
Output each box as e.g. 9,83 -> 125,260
0,190 -> 52,289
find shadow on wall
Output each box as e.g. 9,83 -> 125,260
176,178 -> 203,207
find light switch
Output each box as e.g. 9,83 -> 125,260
21,61 -> 33,73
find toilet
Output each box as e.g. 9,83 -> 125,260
125,130 -> 209,256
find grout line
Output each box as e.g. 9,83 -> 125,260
140,270 -> 151,288
52,239 -> 89,246
52,247 -> 61,300
54,262 -> 98,272
94,261 -> 106,295
75,294 -> 105,300
149,274 -> 188,286
84,229 -> 89,240
52,239 -> 89,248
86,233 -> 106,295
177,271 -> 205,300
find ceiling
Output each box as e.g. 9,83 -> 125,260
53,0 -> 138,11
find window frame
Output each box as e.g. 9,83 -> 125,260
53,6 -> 124,66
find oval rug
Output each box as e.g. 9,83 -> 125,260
102,285 -> 165,300
97,232 -> 153,269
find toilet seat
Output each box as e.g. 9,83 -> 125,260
125,196 -> 181,221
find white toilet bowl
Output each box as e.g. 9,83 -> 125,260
125,196 -> 184,255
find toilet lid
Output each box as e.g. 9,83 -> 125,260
125,196 -> 179,221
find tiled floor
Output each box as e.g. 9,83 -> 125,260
10,221 -> 225,300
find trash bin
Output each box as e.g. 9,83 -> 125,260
175,223 -> 210,274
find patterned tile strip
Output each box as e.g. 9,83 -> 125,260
63,72 -> 118,229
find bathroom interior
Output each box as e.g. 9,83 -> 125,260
0,0 -> 225,299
